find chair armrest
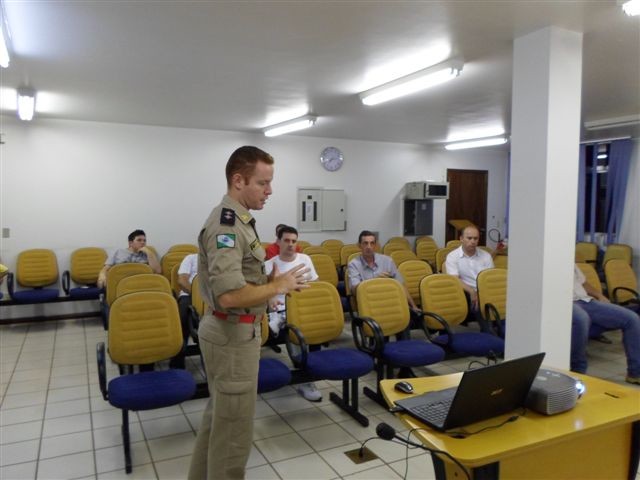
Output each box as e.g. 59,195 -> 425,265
485,303 -> 505,337
7,272 -> 15,299
613,287 -> 640,305
188,306 -> 200,343
284,324 -> 308,369
62,271 -> 71,295
351,314 -> 384,356
96,342 -> 109,401
421,312 -> 454,345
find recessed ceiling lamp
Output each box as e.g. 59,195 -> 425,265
17,87 -> 36,121
620,0 -> 640,16
263,114 -> 317,137
359,58 -> 463,106
584,114 -> 640,130
445,135 -> 508,150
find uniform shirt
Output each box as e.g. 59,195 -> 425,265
264,253 -> 319,311
198,194 -> 267,317
573,265 -> 592,302
348,253 -> 403,291
177,253 -> 199,298
105,248 -> 148,266
445,246 -> 494,289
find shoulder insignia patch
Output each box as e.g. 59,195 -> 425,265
220,208 -> 236,226
249,239 -> 259,251
217,234 -> 236,249
239,213 -> 251,223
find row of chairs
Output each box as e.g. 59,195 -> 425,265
2,244 -> 198,304
575,241 -> 633,267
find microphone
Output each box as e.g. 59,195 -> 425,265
376,422 -> 425,449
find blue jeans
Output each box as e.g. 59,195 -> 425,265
571,300 -> 640,377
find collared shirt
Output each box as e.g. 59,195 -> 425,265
445,246 -> 494,289
573,265 -> 592,302
198,194 -> 267,317
347,253 -> 403,291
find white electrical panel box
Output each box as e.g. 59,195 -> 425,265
297,188 -> 346,232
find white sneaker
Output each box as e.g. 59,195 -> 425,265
297,382 -> 322,402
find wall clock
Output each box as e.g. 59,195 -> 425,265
320,146 -> 344,172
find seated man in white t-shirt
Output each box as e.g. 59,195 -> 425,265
264,225 -> 320,401
170,253 -> 198,369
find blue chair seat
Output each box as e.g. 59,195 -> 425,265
432,332 -> 504,357
12,289 -> 59,303
382,340 -> 445,367
108,370 -> 196,411
306,349 -> 373,380
69,286 -> 103,300
258,358 -> 291,393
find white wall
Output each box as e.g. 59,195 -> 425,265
0,116 -> 509,318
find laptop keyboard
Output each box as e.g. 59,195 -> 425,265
411,399 -> 452,427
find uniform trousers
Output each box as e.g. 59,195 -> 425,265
571,300 -> 640,377
188,314 -> 261,480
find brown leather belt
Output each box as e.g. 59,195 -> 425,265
213,310 -> 256,324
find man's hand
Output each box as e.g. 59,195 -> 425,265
377,271 -> 392,278
270,264 -> 310,295
470,290 -> 479,310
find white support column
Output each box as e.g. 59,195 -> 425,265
506,27 -> 583,368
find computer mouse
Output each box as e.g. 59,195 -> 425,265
394,381 -> 414,394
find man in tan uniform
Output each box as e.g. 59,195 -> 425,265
188,146 -> 309,480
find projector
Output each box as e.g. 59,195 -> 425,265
525,369 -> 583,415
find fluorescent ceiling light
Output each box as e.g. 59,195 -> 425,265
359,58 -> 463,106
584,114 -> 640,130
17,88 -> 35,121
621,0 -> 640,16
597,153 -> 608,160
263,114 -> 317,137
445,135 -> 508,150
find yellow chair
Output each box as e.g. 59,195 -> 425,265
383,242 -> 410,256
296,240 -> 312,251
7,248 -> 60,303
416,235 -> 437,246
286,281 -> 374,425
321,239 -> 344,267
445,239 -> 462,248
386,237 -> 411,249
340,244 -> 361,269
576,262 -> 602,294
170,263 -> 182,297
115,273 -> 173,298
161,251 -> 190,280
145,245 -> 160,260
303,245 -> 330,256
397,260 -> 433,309
101,263 -> 153,329
415,237 -> 438,268
420,274 -> 504,358
435,246 -> 456,273
390,250 -> 418,266
62,247 -> 107,299
309,254 -> 338,287
476,268 -> 508,337
354,278 -> 445,406
167,243 -> 198,254
575,242 -> 598,265
603,243 -> 633,266
604,259 -> 639,306
493,254 -> 508,269
97,291 -> 196,474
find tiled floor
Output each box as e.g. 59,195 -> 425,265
1,316 -> 638,480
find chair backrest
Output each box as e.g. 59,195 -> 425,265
390,250 -> 417,266
416,236 -> 438,247
191,274 -> 206,317
420,274 -> 468,330
108,291 -> 183,365
397,260 -> 433,308
286,282 -> 344,345
383,242 -> 410,256
16,249 -> 59,287
310,254 -> 338,286
493,254 -> 508,269
446,239 -> 462,248
167,243 -> 198,254
320,239 -> 344,267
170,263 -> 182,296
105,263 -> 153,306
115,273 -> 172,299
161,251 -> 189,280
476,268 -> 508,322
435,246 -> 456,273
70,247 -> 107,285
303,245 -> 330,256
603,243 -> 633,266
146,245 -> 160,260
340,244 -> 361,267
345,252 -> 362,295
604,259 -> 638,304
260,313 -> 270,345
415,238 -> 438,266
356,278 -> 409,337
386,237 -> 411,249
296,240 -> 312,251
576,262 -> 602,294
575,242 -> 598,264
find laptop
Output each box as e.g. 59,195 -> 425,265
394,352 -> 545,431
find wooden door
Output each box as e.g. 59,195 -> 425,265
446,169 -> 488,244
